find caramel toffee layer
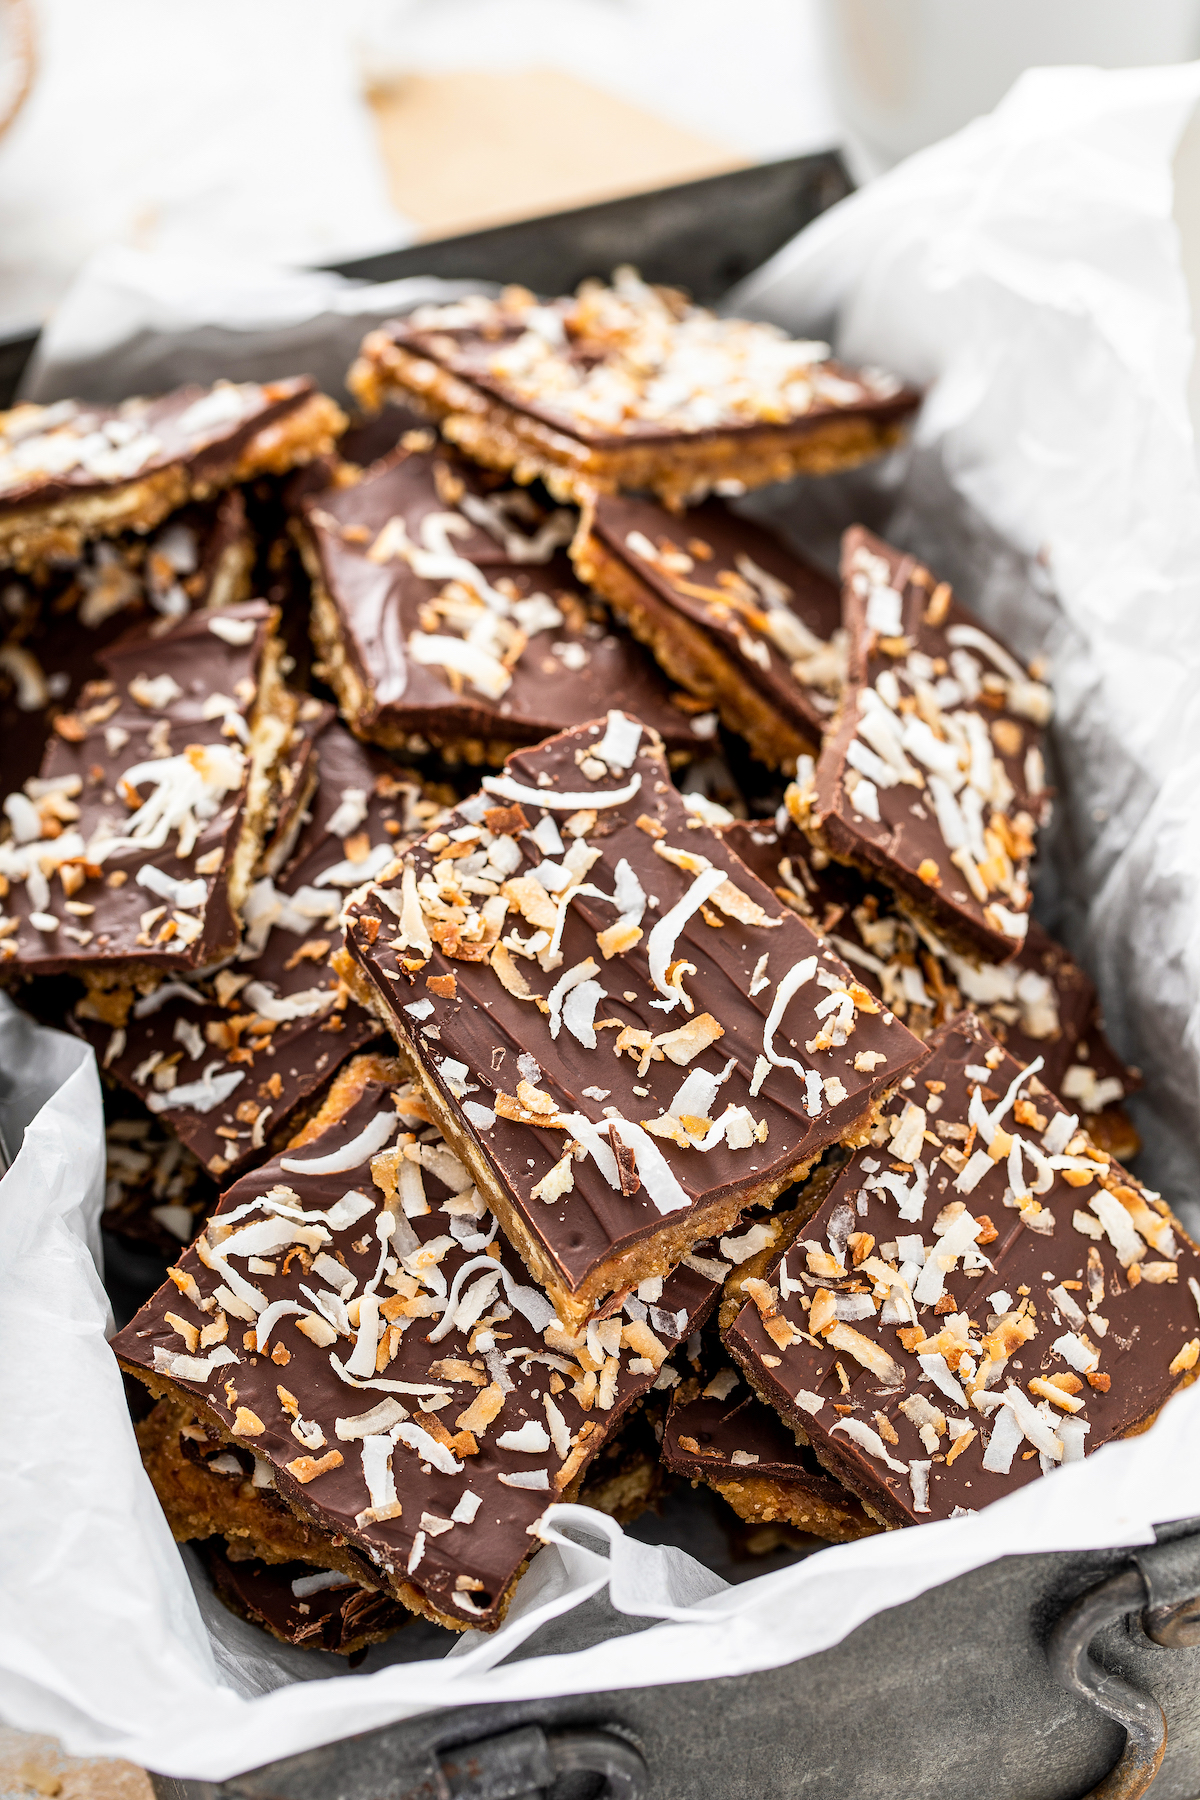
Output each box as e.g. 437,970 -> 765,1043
805,527 -> 1052,963
348,277 -> 918,506
0,378 -> 344,568
113,1055 -> 717,1632
76,718 -> 446,1183
203,1542 -> 413,1656
575,494 -> 844,770
724,1013 -> 1200,1528
296,444 -> 705,761
661,1371 -> 876,1542
0,491 -> 253,797
723,814 -> 1136,1118
1,601 -> 294,983
342,716 -> 925,1328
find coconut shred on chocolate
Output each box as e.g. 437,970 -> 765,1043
0,491 -> 254,797
338,714 -> 925,1332
294,443 -> 708,764
112,1052 -> 718,1634
662,1367 -> 876,1543
73,717 -> 448,1181
0,601 -> 295,1015
721,812 -> 1140,1154
347,271 -> 919,510
573,493 -> 844,772
0,377 -> 345,571
797,527 -> 1053,963
724,1013 -> 1200,1528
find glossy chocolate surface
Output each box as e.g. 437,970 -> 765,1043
202,1541 -> 412,1653
301,447 -> 705,755
1,602 -> 278,977
345,720 -> 925,1299
75,719 -> 440,1181
812,528 -> 1052,962
584,494 -> 843,751
0,378 -> 319,514
726,1013 -> 1200,1526
113,1069 -> 717,1629
722,816 -> 1133,1110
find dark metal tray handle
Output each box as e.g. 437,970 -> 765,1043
431,1724 -> 645,1800
1049,1534 -> 1200,1799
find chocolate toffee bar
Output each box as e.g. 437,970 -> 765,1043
724,1013 -> 1200,1528
348,273 -> 919,509
340,716 -> 925,1331
294,443 -> 708,765
201,1540 -> 413,1656
0,378 -> 344,570
662,1368 -> 876,1543
0,601 -> 295,1010
103,1113 -> 217,1255
723,811 -> 1140,1147
0,492 -> 253,797
572,494 -> 844,772
75,718 -> 448,1182
113,1053 -> 718,1633
799,528 -> 1053,963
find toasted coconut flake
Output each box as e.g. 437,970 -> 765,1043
831,1417 -> 908,1474
532,1152 -> 574,1203
285,1449 -> 344,1484
825,1321 -> 905,1385
280,1109 -> 397,1175
653,1011 -> 725,1066
491,942 -> 535,998
483,771 -> 642,811
647,866 -> 727,1009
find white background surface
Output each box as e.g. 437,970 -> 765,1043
6,61 -> 1200,1780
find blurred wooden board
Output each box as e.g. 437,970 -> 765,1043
0,1729 -> 152,1800
368,68 -> 747,240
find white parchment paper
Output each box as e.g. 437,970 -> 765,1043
5,61 -> 1200,1781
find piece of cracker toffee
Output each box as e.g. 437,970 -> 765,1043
723,812 -> 1140,1155
0,602 -> 296,1015
348,271 -> 919,509
799,527 -> 1053,963
662,1365 -> 877,1543
293,443 -> 705,764
113,1053 -> 717,1633
724,1013 -> 1200,1528
0,492 -> 254,796
0,378 -> 344,570
339,714 -> 925,1332
201,1541 -> 414,1656
572,493 -> 844,772
75,718 -> 447,1183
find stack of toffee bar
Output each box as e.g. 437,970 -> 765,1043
5,271 -> 1191,1661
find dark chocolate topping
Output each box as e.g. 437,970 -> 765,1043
722,816 -> 1134,1111
0,493 -> 250,796
811,527 -> 1052,962
301,448 -> 704,755
0,378 -> 318,516
725,1012 -> 1200,1527
202,1542 -> 412,1653
345,718 -> 925,1298
380,286 -> 918,450
1,601 -> 279,978
585,494 -> 844,750
75,719 -> 442,1181
112,1069 -> 717,1630
663,1377 -> 845,1489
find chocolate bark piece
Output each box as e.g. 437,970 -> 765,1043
348,277 -> 919,509
573,494 -> 844,772
662,1374 -> 876,1542
723,1012 -> 1200,1529
294,444 -> 707,765
0,378 -> 345,571
74,718 -> 446,1183
722,813 -> 1140,1144
340,715 -> 925,1332
103,1113 -> 217,1255
0,492 -> 254,797
802,527 -> 1053,963
113,1053 -> 718,1633
0,601 -> 296,1008
202,1542 -> 414,1655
